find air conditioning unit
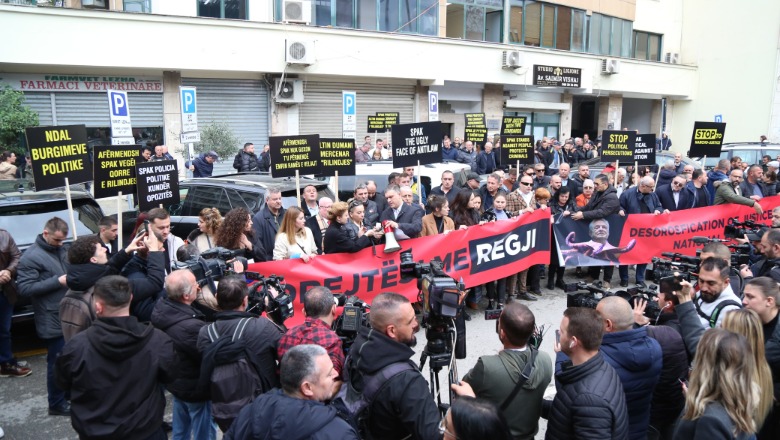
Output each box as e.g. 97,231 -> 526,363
601,58 -> 621,74
81,0 -> 106,8
285,39 -> 316,66
274,79 -> 304,104
283,0 -> 312,24
664,52 -> 680,64
502,50 -> 524,69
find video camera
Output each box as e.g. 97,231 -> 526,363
651,256 -> 698,284
172,246 -> 242,291
331,294 -> 370,354
690,236 -> 752,267
399,250 -> 463,319
564,281 -> 613,309
724,217 -> 762,239
245,272 -> 293,329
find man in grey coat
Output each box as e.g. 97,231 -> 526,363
17,217 -> 71,416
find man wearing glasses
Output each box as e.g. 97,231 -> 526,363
532,164 -> 550,190
714,169 -> 764,215
618,176 -> 666,287
657,174 -> 692,212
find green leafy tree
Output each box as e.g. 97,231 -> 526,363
0,86 -> 39,154
197,121 -> 240,161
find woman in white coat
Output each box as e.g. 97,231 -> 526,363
273,206 -> 317,262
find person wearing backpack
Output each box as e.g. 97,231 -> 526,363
226,344 -> 357,440
339,292 -> 441,440
450,303 -> 552,440
197,275 -> 283,433
55,275 -> 177,440
151,270 -> 216,440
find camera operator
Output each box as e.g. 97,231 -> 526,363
277,287 -> 345,379
450,303 -> 552,440
344,292 -> 440,440
700,242 -> 744,296
672,258 -> 743,358
741,229 -> 780,284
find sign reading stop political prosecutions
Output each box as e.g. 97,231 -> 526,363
136,160 -> 179,212
600,130 -> 637,163
500,136 -> 535,165
26,124 -> 92,191
269,135 -> 321,178
464,113 -> 488,144
391,121 -> 442,168
319,138 -> 356,176
533,65 -> 582,88
689,122 -> 726,158
93,145 -> 140,199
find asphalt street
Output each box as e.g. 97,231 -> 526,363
0,275 -> 579,439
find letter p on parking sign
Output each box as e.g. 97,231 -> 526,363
428,91 -> 439,122
107,90 -> 132,139
180,86 -> 198,133
109,91 -> 129,117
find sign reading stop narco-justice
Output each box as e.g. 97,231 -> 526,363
93,145 -> 140,199
136,160 -> 179,212
689,121 -> 726,158
25,124 -> 93,191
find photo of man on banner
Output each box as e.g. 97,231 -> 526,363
554,215 -> 635,266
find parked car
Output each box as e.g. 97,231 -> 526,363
699,142 -> 780,169
581,151 -> 702,178
0,181 -> 105,322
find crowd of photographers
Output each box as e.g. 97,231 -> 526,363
2,141 -> 780,439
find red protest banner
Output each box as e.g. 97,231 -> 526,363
554,196 -> 779,266
247,209 -> 551,323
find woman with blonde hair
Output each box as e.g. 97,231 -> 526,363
721,309 -> 774,431
673,328 -> 759,440
188,207 -> 222,252
273,206 -> 317,262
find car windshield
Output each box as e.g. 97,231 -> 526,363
0,199 -> 103,249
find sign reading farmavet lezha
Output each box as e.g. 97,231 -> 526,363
532,65 -> 582,88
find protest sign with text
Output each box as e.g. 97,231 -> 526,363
319,138 -> 356,176
501,116 -> 527,135
391,121 -> 442,168
689,121 -> 726,158
93,145 -> 140,199
634,134 -> 656,165
500,135 -> 535,165
136,160 -> 179,212
26,124 -> 92,191
269,134 -> 320,177
464,113 -> 488,144
600,130 -> 637,163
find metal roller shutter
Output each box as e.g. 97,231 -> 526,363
299,82 -> 415,140
182,78 -> 270,147
52,92 -> 163,127
22,92 -> 55,126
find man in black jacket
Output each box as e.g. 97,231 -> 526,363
226,345 -> 357,439
379,185 -> 423,240
545,307 -> 628,440
252,188 -> 284,261
232,142 -> 259,173
55,275 -> 177,440
151,270 -> 215,440
345,292 -> 440,440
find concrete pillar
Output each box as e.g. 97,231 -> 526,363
650,99 -> 663,136
597,94 -> 623,133
561,93 -> 573,139
162,71 -> 183,158
270,103 -> 298,136
483,84 -> 504,137
416,85 -> 429,122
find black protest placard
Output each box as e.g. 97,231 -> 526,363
269,135 -> 320,178
464,113 -> 488,144
689,122 -> 726,158
367,115 -> 385,133
634,134 -> 656,166
377,112 -> 399,128
501,116 -> 527,135
25,124 -> 92,191
135,160 -> 179,212
600,130 -> 637,163
319,138 -> 356,176
391,121 -> 442,168
93,145 -> 140,199
500,135 -> 535,165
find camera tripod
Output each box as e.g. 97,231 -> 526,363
419,322 -> 458,416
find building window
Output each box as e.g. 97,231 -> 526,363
300,0 -> 436,35
633,31 -> 662,61
587,12 -> 632,57
124,0 -> 151,12
198,0 -> 247,20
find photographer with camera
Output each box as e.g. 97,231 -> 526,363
277,287 -> 345,378
450,303 -> 552,440
672,258 -> 743,358
741,229 -> 780,284
341,292 -> 441,440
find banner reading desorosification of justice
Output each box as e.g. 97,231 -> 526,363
248,209 -> 552,306
554,196 -> 779,267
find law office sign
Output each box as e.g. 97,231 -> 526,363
532,65 -> 582,88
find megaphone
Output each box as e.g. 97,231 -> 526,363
383,220 -> 402,253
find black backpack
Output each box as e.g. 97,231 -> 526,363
331,356 -> 415,438
199,318 -> 269,432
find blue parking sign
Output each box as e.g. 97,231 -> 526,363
109,91 -> 128,117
